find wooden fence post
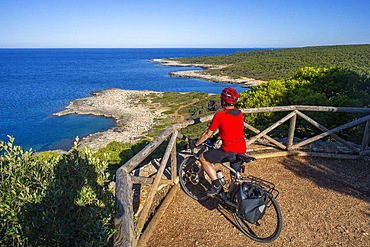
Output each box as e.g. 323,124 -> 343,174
287,113 -> 297,149
114,167 -> 135,247
171,142 -> 177,183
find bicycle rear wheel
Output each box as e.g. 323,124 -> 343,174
230,187 -> 283,243
179,156 -> 212,201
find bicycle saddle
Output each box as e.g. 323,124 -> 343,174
236,154 -> 256,163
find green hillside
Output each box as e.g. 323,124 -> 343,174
173,44 -> 370,81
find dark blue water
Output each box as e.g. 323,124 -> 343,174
0,48 -> 255,151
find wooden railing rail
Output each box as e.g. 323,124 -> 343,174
241,106 -> 370,156
114,105 -> 370,246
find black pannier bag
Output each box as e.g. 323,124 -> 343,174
237,182 -> 268,224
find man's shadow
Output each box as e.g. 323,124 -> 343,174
21,149 -> 115,246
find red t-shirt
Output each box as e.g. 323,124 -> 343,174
209,108 -> 246,153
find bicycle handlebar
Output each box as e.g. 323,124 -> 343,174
181,134 -> 215,158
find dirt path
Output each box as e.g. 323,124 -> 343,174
145,156 -> 370,246
171,99 -> 200,123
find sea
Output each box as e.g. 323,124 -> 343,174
0,48 -> 258,151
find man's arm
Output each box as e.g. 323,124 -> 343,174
195,129 -> 214,147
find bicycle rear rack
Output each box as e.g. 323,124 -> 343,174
245,175 -> 280,200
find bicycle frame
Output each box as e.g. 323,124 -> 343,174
191,143 -> 246,209
218,162 -> 240,208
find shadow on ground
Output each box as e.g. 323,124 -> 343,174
280,156 -> 370,203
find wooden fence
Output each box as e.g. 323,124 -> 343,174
113,105 -> 370,246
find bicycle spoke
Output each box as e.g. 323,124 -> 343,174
179,157 -> 211,201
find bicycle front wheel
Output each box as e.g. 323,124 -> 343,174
230,187 -> 283,243
179,156 -> 212,201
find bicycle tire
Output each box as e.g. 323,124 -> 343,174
230,186 -> 283,243
179,156 -> 212,201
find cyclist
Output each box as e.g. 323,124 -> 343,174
189,87 -> 246,197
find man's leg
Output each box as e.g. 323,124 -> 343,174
199,154 -> 222,197
199,154 -> 217,180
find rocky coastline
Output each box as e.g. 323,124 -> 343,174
151,58 -> 265,87
54,88 -> 164,152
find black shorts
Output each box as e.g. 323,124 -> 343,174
203,148 -> 236,164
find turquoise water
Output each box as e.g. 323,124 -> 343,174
0,48 -> 256,151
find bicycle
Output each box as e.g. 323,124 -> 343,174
179,137 -> 283,243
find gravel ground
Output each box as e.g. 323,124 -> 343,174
146,156 -> 370,247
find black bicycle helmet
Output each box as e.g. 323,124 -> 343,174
221,87 -> 239,106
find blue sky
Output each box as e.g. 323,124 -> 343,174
1,0 -> 369,48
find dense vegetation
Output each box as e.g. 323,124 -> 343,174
173,44 -> 370,81
0,137 -> 115,246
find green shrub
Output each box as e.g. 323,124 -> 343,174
0,137 -> 115,246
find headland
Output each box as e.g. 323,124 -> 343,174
151,58 -> 264,87
54,88 -> 164,151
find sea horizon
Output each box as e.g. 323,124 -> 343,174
0,48 -> 265,151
